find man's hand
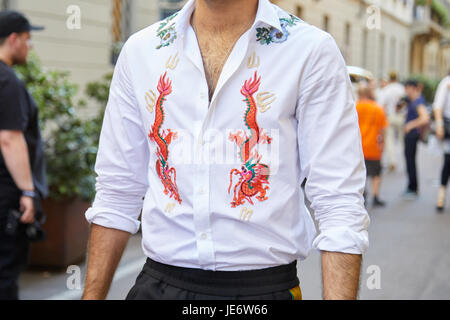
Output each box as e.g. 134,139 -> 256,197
82,224 -> 130,300
321,251 -> 362,300
436,124 -> 445,141
434,108 -> 445,141
404,122 -> 414,134
19,195 -> 35,224
404,106 -> 430,135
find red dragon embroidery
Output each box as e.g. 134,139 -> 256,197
148,72 -> 182,204
228,71 -> 272,208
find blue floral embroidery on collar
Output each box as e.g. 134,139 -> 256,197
256,14 -> 301,45
156,12 -> 179,49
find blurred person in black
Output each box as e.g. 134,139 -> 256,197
400,80 -> 430,200
0,10 -> 47,300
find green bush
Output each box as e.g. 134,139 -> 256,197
407,74 -> 441,104
84,73 -> 112,147
431,0 -> 449,26
14,53 -> 98,201
415,0 -> 450,26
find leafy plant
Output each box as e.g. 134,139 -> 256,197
14,52 -> 98,201
84,72 -> 112,147
407,74 -> 441,104
415,0 -> 449,26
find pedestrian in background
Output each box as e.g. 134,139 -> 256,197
0,11 -> 47,300
378,71 -> 405,172
356,83 -> 388,208
374,77 -> 387,102
401,80 -> 430,199
433,72 -> 450,212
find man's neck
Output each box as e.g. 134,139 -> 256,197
0,51 -> 13,66
409,94 -> 420,102
192,0 -> 258,33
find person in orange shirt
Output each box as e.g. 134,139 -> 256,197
356,84 -> 389,208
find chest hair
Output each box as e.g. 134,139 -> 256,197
196,32 -> 239,101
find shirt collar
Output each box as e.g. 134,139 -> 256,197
174,0 -> 283,37
254,0 -> 283,32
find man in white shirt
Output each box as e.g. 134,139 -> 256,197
433,74 -> 450,212
378,71 -> 405,172
82,0 -> 369,300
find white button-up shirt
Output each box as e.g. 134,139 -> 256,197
434,76 -> 450,118
85,0 -> 370,271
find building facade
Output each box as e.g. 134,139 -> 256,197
411,0 -> 450,78
273,0 -> 414,80
1,0 -> 449,113
0,0 -> 163,117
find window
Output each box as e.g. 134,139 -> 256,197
345,23 -> 351,46
400,42 -> 406,78
343,23 -> 351,63
121,0 -> 133,42
111,0 -> 135,64
1,0 -> 10,10
390,36 -> 397,71
296,5 -> 303,19
160,8 -> 179,20
378,33 -> 385,78
362,28 -> 368,68
323,15 -> 329,32
159,0 -> 185,20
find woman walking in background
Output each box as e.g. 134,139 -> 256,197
433,73 -> 450,213
402,80 -> 430,199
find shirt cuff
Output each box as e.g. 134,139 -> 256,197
85,206 -> 141,234
312,226 -> 369,254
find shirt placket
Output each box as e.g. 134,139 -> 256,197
193,139 -> 214,268
193,77 -> 214,269
181,24 -> 252,270
179,26 -> 215,269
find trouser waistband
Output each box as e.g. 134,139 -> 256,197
142,258 -> 299,296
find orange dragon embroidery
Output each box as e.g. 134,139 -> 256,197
228,71 -> 272,208
148,72 -> 182,204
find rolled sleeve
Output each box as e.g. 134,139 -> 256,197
85,40 -> 149,234
433,77 -> 449,111
296,32 -> 370,254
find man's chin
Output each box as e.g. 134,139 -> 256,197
12,58 -> 27,66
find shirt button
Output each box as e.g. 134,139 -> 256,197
201,233 -> 207,240
198,187 -> 205,195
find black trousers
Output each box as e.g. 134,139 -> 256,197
404,131 -> 420,192
0,192 -> 30,300
441,153 -> 450,187
126,258 -> 302,300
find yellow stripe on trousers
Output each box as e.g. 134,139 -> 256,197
288,285 -> 302,300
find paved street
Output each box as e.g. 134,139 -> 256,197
19,137 -> 450,300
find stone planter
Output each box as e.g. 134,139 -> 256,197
29,197 -> 91,269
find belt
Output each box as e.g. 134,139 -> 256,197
142,257 -> 300,296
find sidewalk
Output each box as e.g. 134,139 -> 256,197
19,233 -> 145,300
18,137 -> 450,300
